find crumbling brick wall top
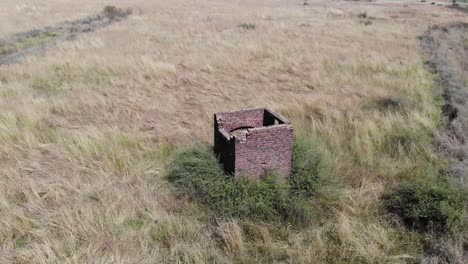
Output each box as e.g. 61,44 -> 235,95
215,108 -> 290,138
214,108 -> 293,179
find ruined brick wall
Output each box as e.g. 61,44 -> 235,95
234,124 -> 293,179
213,124 -> 236,175
215,108 -> 264,133
214,108 -> 293,180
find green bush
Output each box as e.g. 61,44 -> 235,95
165,142 -> 328,224
289,137 -> 329,198
102,5 -> 132,19
383,178 -> 466,234
165,144 -> 222,195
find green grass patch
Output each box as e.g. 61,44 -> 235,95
65,132 -> 175,175
290,137 -> 330,198
165,138 -> 331,224
150,216 -> 202,248
14,236 -> 28,249
31,76 -> 67,95
0,43 -> 17,55
17,32 -> 57,50
377,126 -> 444,180
0,31 -> 58,57
381,128 -> 430,159
0,113 -> 57,145
0,88 -> 17,99
124,213 -> 150,230
30,63 -> 111,96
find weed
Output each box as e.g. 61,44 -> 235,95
31,76 -> 50,91
14,236 -> 28,249
383,177 -> 466,234
103,5 -> 120,18
67,133 -> 141,173
165,144 -> 223,195
165,142 -> 330,224
0,113 -> 57,144
239,23 -> 256,30
17,33 -> 56,50
125,213 -> 150,230
216,221 -> 245,255
103,5 -> 132,19
290,137 -> 330,198
0,44 -> 16,55
423,236 -> 464,264
0,88 -> 17,99
382,129 -> 421,157
150,216 -> 202,248
31,76 -> 66,95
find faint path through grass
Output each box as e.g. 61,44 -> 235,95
0,6 -> 131,65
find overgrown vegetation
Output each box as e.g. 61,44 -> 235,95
383,177 -> 466,235
102,5 -> 132,19
0,31 -> 58,57
166,138 -> 330,224
1,0 -> 466,262
290,137 -> 330,198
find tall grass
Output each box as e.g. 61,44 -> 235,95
0,0 -> 464,262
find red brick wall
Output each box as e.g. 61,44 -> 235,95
234,124 -> 293,179
214,108 -> 294,180
215,108 -> 264,133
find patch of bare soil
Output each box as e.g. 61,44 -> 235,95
0,6 -> 131,65
420,23 -> 468,187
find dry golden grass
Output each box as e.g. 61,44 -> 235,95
0,0 -> 467,263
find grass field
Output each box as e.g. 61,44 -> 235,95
0,0 -> 467,263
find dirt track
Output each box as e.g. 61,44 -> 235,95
421,22 -> 468,187
0,7 -> 130,65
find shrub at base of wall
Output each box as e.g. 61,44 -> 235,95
165,137 -> 330,225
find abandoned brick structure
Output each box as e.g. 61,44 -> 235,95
214,108 -> 294,180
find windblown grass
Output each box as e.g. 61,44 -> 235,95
0,0 -> 467,263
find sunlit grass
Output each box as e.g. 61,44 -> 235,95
0,0 -> 464,263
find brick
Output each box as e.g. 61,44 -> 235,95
214,108 -> 293,180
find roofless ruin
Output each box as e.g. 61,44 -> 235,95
214,108 -> 293,180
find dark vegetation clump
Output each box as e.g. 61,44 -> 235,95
383,177 -> 466,235
290,137 -> 330,198
166,138 -> 330,224
239,23 -> 256,30
375,97 -> 408,111
357,10 -> 375,26
102,5 -> 132,19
